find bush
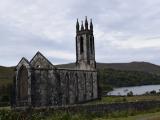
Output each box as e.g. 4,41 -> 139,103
127,91 -> 133,97
150,90 -> 157,95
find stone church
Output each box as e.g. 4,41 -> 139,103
12,17 -> 99,108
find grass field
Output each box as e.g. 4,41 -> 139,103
0,109 -> 160,120
0,106 -> 10,110
0,79 -> 12,86
0,66 -> 14,87
1,96 -> 160,120
88,95 -> 160,105
102,112 -> 160,120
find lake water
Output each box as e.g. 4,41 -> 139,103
107,85 -> 160,96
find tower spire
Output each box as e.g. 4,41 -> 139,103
85,16 -> 88,30
76,17 -> 96,70
90,19 -> 93,31
76,19 -> 79,32
81,21 -> 84,30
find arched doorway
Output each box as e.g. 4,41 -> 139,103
18,66 -> 28,101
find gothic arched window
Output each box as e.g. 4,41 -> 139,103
18,66 -> 28,101
80,36 -> 84,54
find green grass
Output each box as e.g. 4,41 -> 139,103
0,79 -> 12,86
101,112 -> 160,120
0,106 -> 10,110
0,66 -> 14,87
0,103 -> 160,120
0,95 -> 158,120
87,95 -> 160,105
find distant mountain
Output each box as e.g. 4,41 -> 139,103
56,62 -> 160,90
0,61 -> 160,87
97,62 -> 160,74
56,62 -> 160,74
1,62 -> 160,97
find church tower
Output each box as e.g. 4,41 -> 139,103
76,17 -> 96,70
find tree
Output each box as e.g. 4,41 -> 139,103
127,91 -> 133,97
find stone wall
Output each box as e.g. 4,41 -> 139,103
31,69 -> 60,107
58,69 -> 98,105
31,68 -> 98,107
32,101 -> 160,114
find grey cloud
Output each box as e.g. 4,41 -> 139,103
96,46 -> 160,64
1,0 -> 160,66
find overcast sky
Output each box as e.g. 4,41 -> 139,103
1,0 -> 160,66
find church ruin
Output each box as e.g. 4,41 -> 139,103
12,17 -> 99,108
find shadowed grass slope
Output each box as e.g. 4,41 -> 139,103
0,66 -> 14,87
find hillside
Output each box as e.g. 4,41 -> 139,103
0,62 -> 160,89
0,66 -> 14,102
97,62 -> 160,74
0,66 -> 14,87
56,62 -> 160,74
1,62 -> 160,86
56,62 -> 160,91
